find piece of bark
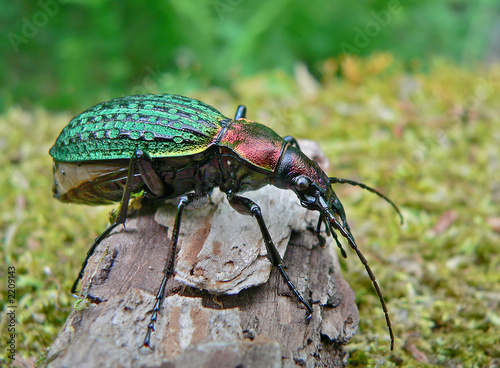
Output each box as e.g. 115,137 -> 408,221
43,141 -> 359,368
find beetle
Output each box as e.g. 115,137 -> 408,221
50,93 -> 402,350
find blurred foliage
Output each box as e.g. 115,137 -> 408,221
1,55 -> 499,366
1,0 -> 500,111
1,0 -> 500,366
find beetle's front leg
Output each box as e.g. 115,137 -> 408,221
226,192 -> 313,317
313,215 -> 348,258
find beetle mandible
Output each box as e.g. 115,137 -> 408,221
49,94 -> 402,350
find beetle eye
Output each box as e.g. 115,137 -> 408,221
294,176 -> 310,192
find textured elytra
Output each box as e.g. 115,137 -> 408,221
50,94 -> 230,162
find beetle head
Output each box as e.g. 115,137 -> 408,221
274,146 -> 354,241
274,144 -> 396,350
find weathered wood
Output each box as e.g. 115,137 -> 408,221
44,141 -> 359,368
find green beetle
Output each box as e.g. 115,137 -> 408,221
50,94 -> 402,349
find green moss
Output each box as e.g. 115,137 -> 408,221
1,56 -> 499,366
0,108 -> 114,363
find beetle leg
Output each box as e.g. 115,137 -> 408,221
226,192 -> 313,318
283,136 -> 301,150
143,192 -> 198,350
311,215 -> 326,247
234,105 -> 247,120
317,214 -> 329,236
71,150 -> 149,295
71,153 -> 137,294
71,222 -> 120,295
136,150 -> 164,197
311,215 -> 347,257
317,214 -> 346,257
328,223 -> 348,259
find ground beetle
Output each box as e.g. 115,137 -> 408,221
50,94 -> 402,350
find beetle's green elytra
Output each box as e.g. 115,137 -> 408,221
50,94 -> 401,350
49,94 -> 229,162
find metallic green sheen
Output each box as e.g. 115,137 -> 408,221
49,94 -> 229,162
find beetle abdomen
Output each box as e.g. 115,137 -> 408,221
52,160 -> 140,205
49,94 -> 230,162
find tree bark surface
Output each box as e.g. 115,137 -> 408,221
44,141 -> 359,368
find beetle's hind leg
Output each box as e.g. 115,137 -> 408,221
226,192 -> 313,318
71,223 -> 119,295
71,150 -> 164,295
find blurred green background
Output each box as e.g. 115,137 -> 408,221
2,0 -> 500,111
1,0 -> 500,367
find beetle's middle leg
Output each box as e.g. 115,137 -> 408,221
71,150 -> 164,295
143,192 -> 198,349
226,192 -> 313,317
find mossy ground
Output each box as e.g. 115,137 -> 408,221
1,55 -> 499,367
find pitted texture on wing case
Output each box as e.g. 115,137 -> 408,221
50,94 -> 228,162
